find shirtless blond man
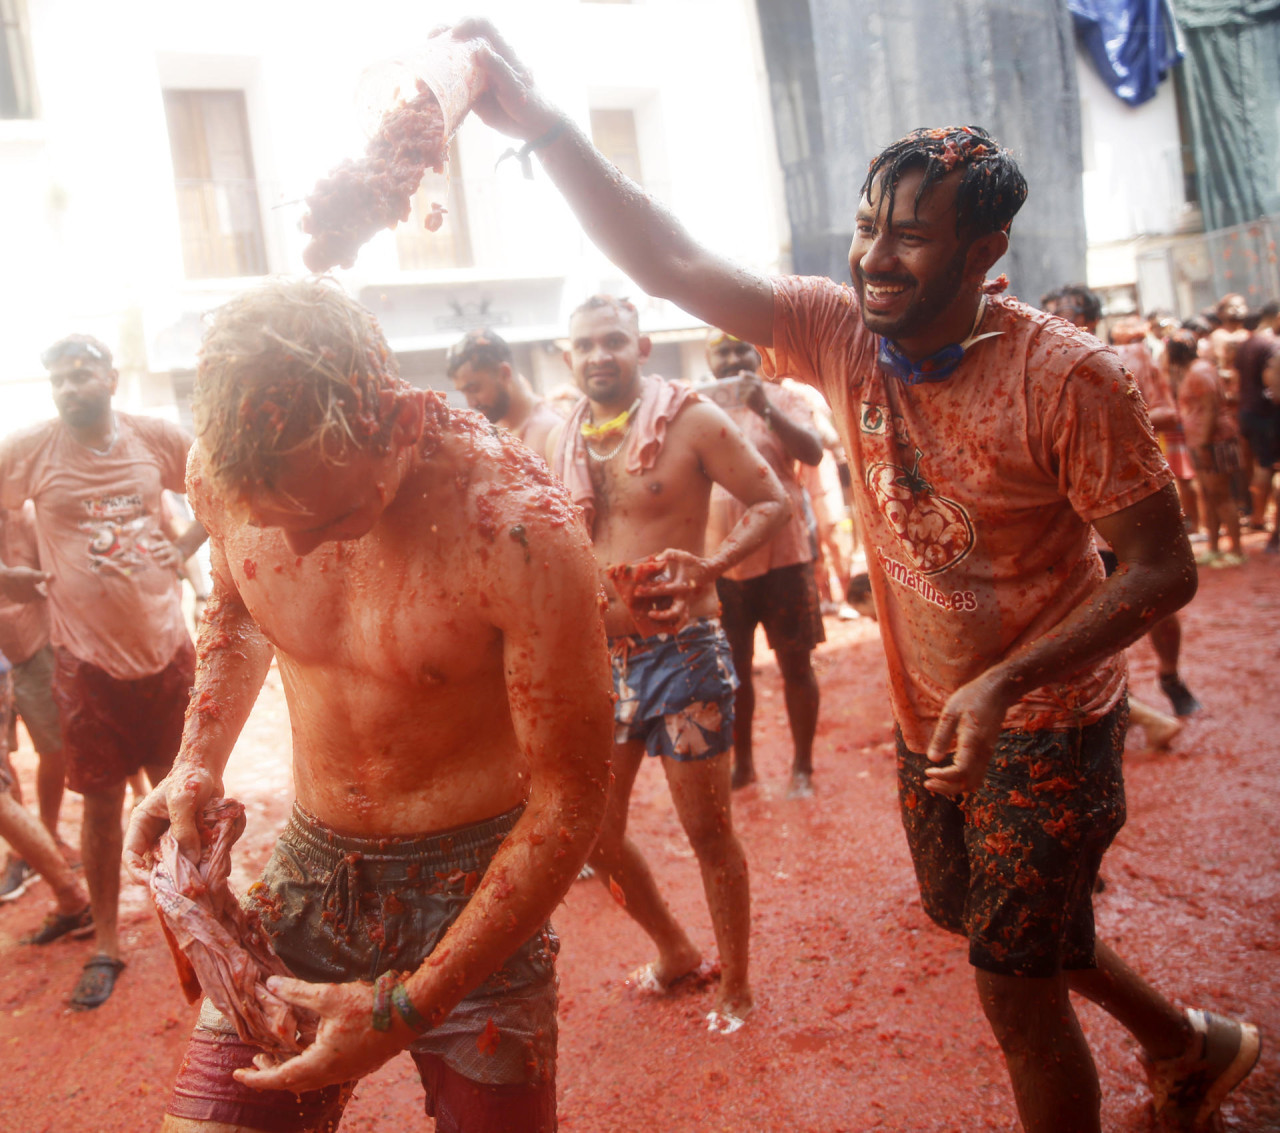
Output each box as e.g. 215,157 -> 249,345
448,327 -> 562,456
547,295 -> 788,1032
125,279 -> 612,1133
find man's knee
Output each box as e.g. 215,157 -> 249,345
774,647 -> 815,685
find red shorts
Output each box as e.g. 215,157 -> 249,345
167,1030 -> 557,1133
53,638 -> 195,795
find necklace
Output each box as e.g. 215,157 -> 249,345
585,424 -> 631,463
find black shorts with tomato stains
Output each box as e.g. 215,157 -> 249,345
896,702 -> 1127,978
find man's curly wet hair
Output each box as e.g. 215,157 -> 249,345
863,126 -> 1028,240
195,278 -> 403,497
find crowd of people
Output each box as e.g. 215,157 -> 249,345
0,19 -> 1273,1133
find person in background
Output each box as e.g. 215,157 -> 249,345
1233,300 -> 1278,549
704,330 -> 826,796
0,334 -> 206,1008
1171,330 -> 1246,568
447,327 -> 562,457
0,503 -> 72,899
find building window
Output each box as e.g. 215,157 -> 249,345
163,89 -> 268,279
0,0 -> 36,119
590,108 -> 643,185
396,138 -> 473,270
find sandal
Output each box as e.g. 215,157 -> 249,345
21,904 -> 93,945
70,954 -> 126,1010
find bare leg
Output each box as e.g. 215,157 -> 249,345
163,1117 -> 297,1132
36,745 -> 66,838
724,625 -> 757,789
587,740 -> 702,984
0,791 -> 86,913
1176,478 -> 1200,533
775,646 -> 819,795
81,780 -> 127,961
1147,615 -> 1180,676
1067,940 -> 1193,1061
664,752 -> 752,1017
975,968 -> 1101,1133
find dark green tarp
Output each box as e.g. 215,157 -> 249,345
1174,0 -> 1280,228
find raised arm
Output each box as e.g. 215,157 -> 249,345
460,19 -> 776,346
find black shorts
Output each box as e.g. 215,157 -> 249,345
896,702 -> 1127,978
1239,410 -> 1279,470
716,561 -> 826,656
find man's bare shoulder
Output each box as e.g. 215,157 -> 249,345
185,443 -> 231,537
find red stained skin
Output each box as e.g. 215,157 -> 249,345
0,566 -> 1275,1130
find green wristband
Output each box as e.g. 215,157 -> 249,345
391,982 -> 431,1035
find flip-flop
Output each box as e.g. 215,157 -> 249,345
21,904 -> 93,945
625,958 -> 718,996
70,955 -> 126,1010
706,1009 -> 748,1036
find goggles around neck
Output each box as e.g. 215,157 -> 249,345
875,298 -> 1002,386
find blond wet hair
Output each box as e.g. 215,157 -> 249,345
195,278 -> 403,498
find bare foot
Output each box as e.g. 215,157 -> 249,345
707,988 -> 754,1035
1144,716 -> 1182,751
730,763 -> 757,790
626,952 -> 713,994
786,770 -> 814,799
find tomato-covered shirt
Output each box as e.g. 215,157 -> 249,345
707,382 -> 815,581
760,277 -> 1172,751
0,503 -> 50,665
0,412 -> 193,680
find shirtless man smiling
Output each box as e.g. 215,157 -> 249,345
125,278 -> 612,1133
547,295 -> 788,1032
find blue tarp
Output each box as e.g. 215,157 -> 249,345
1068,0 -> 1183,105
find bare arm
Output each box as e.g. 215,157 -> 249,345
925,484 -> 1194,795
236,503 -> 613,1093
125,514 -> 274,876
643,402 -> 789,618
461,19 -> 776,346
740,373 -> 824,466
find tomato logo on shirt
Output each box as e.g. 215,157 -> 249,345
867,449 -> 974,575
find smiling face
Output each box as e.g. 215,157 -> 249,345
849,167 -> 976,345
565,306 -> 650,412
451,360 -> 511,424
707,337 -> 761,380
50,358 -> 117,429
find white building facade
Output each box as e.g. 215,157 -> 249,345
0,0 -> 789,427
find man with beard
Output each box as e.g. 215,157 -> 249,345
457,20 -> 1260,1130
703,331 -> 826,796
448,327 -> 562,455
0,334 -> 206,1008
547,294 -> 788,1033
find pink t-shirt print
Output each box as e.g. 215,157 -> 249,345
0,412 -> 193,681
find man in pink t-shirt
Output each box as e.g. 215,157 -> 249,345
462,30 -> 1261,1127
0,334 -> 206,1009
703,331 -> 826,797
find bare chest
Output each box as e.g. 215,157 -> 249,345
221,527 -> 499,685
